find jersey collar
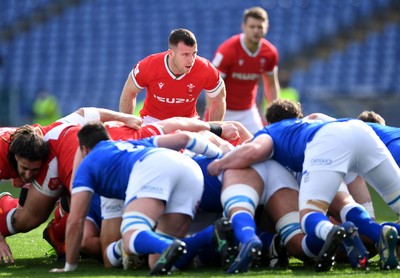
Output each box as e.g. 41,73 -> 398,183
240,33 -> 261,57
164,53 -> 186,80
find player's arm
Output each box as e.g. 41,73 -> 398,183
158,117 -> 239,142
210,120 -> 253,144
0,234 -> 14,264
262,66 -> 280,105
207,134 -> 273,176
50,190 -> 92,272
119,73 -> 142,115
153,131 -> 223,159
208,84 -> 226,121
72,107 -> 142,130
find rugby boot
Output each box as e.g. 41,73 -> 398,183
268,234 -> 289,269
149,240 -> 187,276
213,217 -> 238,270
315,225 -> 346,272
227,236 -> 262,274
378,225 -> 399,270
340,221 -> 369,270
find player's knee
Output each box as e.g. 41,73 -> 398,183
221,184 -> 260,217
276,211 -> 304,258
121,211 -> 155,235
121,211 -> 155,254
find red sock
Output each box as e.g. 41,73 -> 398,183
53,203 -> 62,221
0,211 -> 12,237
51,213 -> 69,242
0,195 -> 19,214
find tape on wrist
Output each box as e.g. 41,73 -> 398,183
209,123 -> 223,137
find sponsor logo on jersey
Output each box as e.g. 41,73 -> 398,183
310,158 -> 333,166
153,94 -> 195,104
231,72 -> 260,81
140,184 -> 164,193
158,82 -> 165,89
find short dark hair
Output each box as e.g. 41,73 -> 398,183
78,121 -> 111,149
358,110 -> 386,125
266,99 -> 303,124
7,125 -> 49,171
243,6 -> 268,24
168,28 -> 197,48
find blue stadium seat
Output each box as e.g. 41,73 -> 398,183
0,0 -> 398,117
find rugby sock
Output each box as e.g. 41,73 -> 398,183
0,212 -> 11,236
50,214 -> 68,242
0,208 -> 17,236
301,234 -> 324,258
340,203 -> 380,243
175,225 -> 214,269
106,240 -> 122,267
380,222 -> 400,236
301,211 -> 333,240
131,230 -> 172,254
231,211 -> 256,244
53,203 -> 65,221
0,194 -> 18,214
256,228 -> 275,250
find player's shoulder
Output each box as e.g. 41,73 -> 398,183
194,55 -> 217,71
140,51 -> 167,65
217,34 -> 241,50
260,38 -> 278,53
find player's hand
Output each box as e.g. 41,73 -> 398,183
122,115 -> 143,130
50,263 -> 77,272
49,268 -> 67,273
11,177 -> 26,188
0,235 -> 14,265
220,123 -> 239,142
207,159 -> 222,176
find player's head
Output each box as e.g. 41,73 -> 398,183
242,6 -> 269,44
78,121 -> 111,155
266,99 -> 303,124
7,125 -> 49,183
168,28 -> 198,75
357,110 -> 386,125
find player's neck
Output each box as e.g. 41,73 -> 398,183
244,37 -> 259,53
166,55 -> 183,77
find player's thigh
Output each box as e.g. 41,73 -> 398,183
156,213 -> 192,238
222,168 -> 264,196
13,186 -> 59,231
265,188 -> 299,224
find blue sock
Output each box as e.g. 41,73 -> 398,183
381,222 -> 400,234
303,234 -> 324,257
256,228 -> 275,250
302,212 -> 331,238
175,225 -> 214,269
231,211 -> 256,244
345,206 -> 380,243
132,230 -> 172,254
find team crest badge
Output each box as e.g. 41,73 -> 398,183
187,83 -> 195,94
48,178 -> 61,191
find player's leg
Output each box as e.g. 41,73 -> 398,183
0,186 -> 58,236
221,167 -> 263,273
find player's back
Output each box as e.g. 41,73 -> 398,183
75,140 -> 160,199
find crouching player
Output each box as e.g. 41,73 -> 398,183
50,121 -> 223,275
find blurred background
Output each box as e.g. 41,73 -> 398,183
0,0 -> 399,126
